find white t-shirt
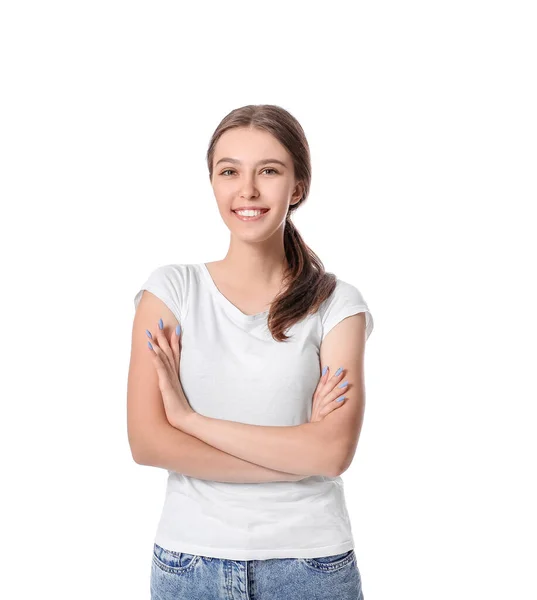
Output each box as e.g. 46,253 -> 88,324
133,262 -> 374,560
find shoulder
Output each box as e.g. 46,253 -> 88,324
320,277 -> 374,341
325,278 -> 368,306
143,262 -> 192,280
320,277 -> 370,316
133,262 -> 196,322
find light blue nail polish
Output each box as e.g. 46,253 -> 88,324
146,329 -> 152,339
176,324 -> 181,336
336,395 -> 346,402
147,341 -> 153,350
322,366 -> 328,376
158,318 -> 164,330
335,367 -> 343,376
338,380 -> 348,388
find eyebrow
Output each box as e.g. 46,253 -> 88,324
215,157 -> 288,168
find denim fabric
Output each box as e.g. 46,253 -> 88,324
151,543 -> 364,599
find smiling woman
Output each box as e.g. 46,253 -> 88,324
128,104 -> 372,600
205,109 -> 340,347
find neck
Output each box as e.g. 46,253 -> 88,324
221,238 -> 288,288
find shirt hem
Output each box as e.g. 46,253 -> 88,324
153,534 -> 355,561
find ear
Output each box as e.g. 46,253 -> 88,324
291,181 -> 304,205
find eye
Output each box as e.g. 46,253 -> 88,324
219,167 -> 279,177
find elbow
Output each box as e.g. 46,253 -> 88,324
129,435 -> 151,466
328,460 -> 345,478
332,460 -> 349,478
323,451 -> 345,478
131,445 -> 147,465
313,423 -> 350,478
132,449 -> 147,465
328,445 -> 353,478
328,461 -> 346,479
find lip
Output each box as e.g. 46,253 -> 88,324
232,207 -> 270,212
232,208 -> 270,222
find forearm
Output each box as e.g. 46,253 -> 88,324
136,423 -> 310,483
180,413 -> 336,477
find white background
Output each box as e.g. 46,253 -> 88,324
1,1 -> 535,598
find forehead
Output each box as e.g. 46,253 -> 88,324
214,127 -> 288,162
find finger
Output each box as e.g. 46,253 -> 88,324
171,322 -> 182,373
319,396 -> 346,418
147,343 -> 173,391
313,365 -> 330,400
148,333 -> 172,373
316,367 -> 348,405
327,380 -> 349,402
320,365 -> 330,387
316,384 -> 346,415
328,367 -> 346,388
154,318 -> 175,370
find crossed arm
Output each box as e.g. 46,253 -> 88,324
179,413 -> 340,478
173,314 -> 367,479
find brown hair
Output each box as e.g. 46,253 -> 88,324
206,104 -> 337,342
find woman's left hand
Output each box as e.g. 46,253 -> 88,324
146,318 -> 194,429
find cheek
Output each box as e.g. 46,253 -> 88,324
212,193 -> 233,213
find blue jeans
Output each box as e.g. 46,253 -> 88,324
151,543 -> 364,599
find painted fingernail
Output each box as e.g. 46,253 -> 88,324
176,324 -> 181,336
158,318 -> 164,330
338,381 -> 348,388
146,329 -> 152,339
147,341 -> 153,350
322,366 -> 328,376
336,395 -> 346,402
335,367 -> 343,376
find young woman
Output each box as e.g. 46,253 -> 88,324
128,104 -> 374,599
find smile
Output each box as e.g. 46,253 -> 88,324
232,209 -> 270,222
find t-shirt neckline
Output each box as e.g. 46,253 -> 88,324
198,263 -> 269,323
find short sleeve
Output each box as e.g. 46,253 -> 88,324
133,264 -> 187,323
320,279 -> 374,342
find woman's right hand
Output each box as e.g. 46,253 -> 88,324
309,366 -> 349,423
286,367 -> 350,481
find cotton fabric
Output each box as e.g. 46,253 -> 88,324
134,262 -> 373,560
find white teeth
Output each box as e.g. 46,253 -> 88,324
235,209 -> 264,216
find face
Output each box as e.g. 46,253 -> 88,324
211,127 -> 303,240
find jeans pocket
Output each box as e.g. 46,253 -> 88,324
152,543 -> 201,574
303,549 -> 355,572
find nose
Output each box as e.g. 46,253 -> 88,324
239,176 -> 258,199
